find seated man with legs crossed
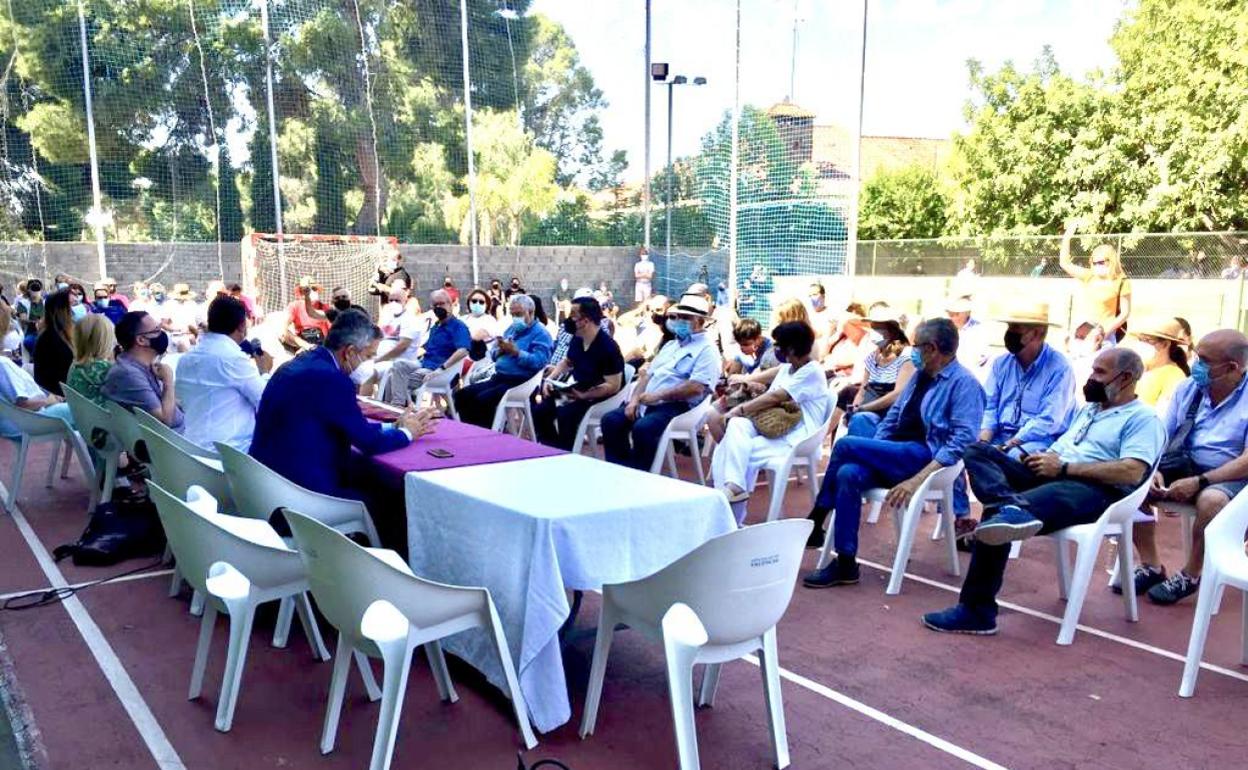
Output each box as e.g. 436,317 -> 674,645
1141,329 -> 1248,604
923,347 -> 1165,635
533,295 -> 624,450
600,293 -> 721,470
453,293 -> 552,427
803,317 -> 985,585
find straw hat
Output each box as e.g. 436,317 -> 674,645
992,300 -> 1055,327
669,292 -> 711,318
866,304 -> 901,325
944,295 -> 974,314
170,282 -> 196,300
1130,317 -> 1188,345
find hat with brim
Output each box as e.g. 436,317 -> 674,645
170,282 -> 196,300
992,300 -> 1056,327
1130,317 -> 1188,345
944,295 -> 974,314
866,304 -> 901,325
669,293 -> 711,318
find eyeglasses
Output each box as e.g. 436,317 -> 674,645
1091,260 -> 1108,266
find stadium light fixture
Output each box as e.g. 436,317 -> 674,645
651,62 -> 669,82
654,72 -> 707,257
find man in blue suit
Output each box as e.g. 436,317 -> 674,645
250,309 -> 434,501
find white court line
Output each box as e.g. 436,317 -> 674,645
854,556 -> 1248,685
2,493 -> 186,770
0,568 -> 174,603
741,654 -> 1009,770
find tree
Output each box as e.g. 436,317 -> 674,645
859,164 -> 950,240
217,144 -> 244,242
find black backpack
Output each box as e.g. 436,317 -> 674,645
53,495 -> 166,567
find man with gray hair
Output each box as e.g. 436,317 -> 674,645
804,317 -> 986,588
453,293 -> 552,426
385,288 -> 471,406
922,346 -> 1165,635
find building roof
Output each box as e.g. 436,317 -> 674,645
810,125 -> 951,178
765,99 -> 816,119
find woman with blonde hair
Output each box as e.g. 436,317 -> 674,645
773,297 -> 811,328
66,313 -> 117,407
1059,218 -> 1131,344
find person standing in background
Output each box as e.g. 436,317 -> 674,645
634,247 -> 655,304
1059,218 -> 1132,345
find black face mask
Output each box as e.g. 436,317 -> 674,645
562,317 -> 578,335
146,330 -> 170,356
333,298 -> 351,311
433,306 -> 449,321
1082,376 -> 1109,404
775,348 -> 789,364
651,312 -> 666,326
1003,330 -> 1025,356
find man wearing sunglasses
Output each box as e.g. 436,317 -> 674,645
923,347 -> 1165,636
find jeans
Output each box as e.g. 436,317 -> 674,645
814,436 -> 932,558
959,443 -> 1119,612
851,410 -> 971,516
453,372 -> 531,428
600,401 -> 690,470
532,393 -> 596,450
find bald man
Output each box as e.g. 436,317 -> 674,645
1141,329 -> 1248,604
923,347 -> 1165,636
384,289 -> 470,406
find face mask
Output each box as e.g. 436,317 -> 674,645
469,301 -> 486,316
666,318 -> 693,341
95,296 -> 109,307
509,315 -> 529,332
1003,330 -> 1024,356
909,347 -> 924,369
562,317 -> 578,335
308,290 -> 320,302
387,301 -> 403,316
810,296 -> 824,310
868,330 -> 886,349
1191,360 -> 1211,388
775,348 -> 789,364
71,303 -> 88,321
1082,376 -> 1109,404
1129,340 -> 1157,365
56,282 -> 68,291
433,306 -> 449,321
333,298 -> 351,311
137,290 -> 149,299
651,312 -> 666,326
1092,264 -> 1110,277
145,330 -> 170,356
560,281 -> 569,291
153,293 -> 165,302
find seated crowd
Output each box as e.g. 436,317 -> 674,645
4,262 -> 1246,641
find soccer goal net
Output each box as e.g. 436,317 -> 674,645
241,233 -> 399,316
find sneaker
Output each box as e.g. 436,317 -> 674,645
1111,564 -> 1167,596
802,557 -> 859,588
973,505 -> 1043,546
921,604 -> 998,635
1147,571 -> 1200,605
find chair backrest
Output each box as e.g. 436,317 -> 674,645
104,401 -> 146,456
284,511 -> 482,645
62,385 -> 117,448
419,364 -> 458,392
792,412 -> 834,459
668,395 -> 713,432
506,370 -> 544,403
622,363 -> 636,387
0,398 -> 67,437
148,482 -> 296,596
140,426 -> 235,513
1101,474 -> 1156,528
610,519 -> 813,646
216,442 -> 349,523
1201,485 -> 1248,569
131,407 -> 218,460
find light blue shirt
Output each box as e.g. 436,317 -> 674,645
645,332 -> 722,407
1164,374 -> 1248,471
176,332 -> 268,452
980,344 -> 1076,452
491,319 -> 553,378
1050,399 -> 1165,469
878,359 -> 986,467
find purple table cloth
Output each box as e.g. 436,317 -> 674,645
370,417 -> 563,483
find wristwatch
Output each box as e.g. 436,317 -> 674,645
1198,474 -> 1210,490
1059,462 -> 1069,478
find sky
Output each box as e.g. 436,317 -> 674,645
530,0 -> 1126,183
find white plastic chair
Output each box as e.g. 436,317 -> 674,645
580,519 -> 811,770
0,400 -> 91,512
62,385 -> 121,508
1047,476 -> 1153,645
284,511 -> 537,770
104,401 -> 148,459
413,365 -> 460,419
650,395 -> 714,485
132,406 -> 219,461
489,370 -> 543,440
816,461 -> 963,595
148,482 -> 334,732
568,364 -> 636,456
763,411 -> 835,524
1178,487 -> 1248,697
216,442 -> 381,546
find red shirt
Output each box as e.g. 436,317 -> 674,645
286,299 -> 330,336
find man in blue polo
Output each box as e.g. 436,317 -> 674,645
385,288 -> 470,406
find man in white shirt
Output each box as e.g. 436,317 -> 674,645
176,295 -> 272,452
634,247 -> 655,304
358,284 -> 427,397
0,355 -> 71,438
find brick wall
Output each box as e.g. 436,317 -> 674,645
0,242 -> 242,291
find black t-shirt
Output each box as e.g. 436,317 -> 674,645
568,330 -> 625,393
893,372 -> 934,444
371,267 -> 412,296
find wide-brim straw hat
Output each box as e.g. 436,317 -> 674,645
866,304 -> 901,325
1130,316 -> 1189,344
944,295 -> 974,314
669,292 -> 711,318
170,282 -> 196,300
992,300 -> 1056,327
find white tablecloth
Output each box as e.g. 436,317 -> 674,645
405,453 -> 736,733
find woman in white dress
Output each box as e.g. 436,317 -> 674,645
711,321 -> 831,524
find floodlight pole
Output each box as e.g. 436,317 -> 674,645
665,81 -> 674,259
729,0 -> 741,306
643,0 -> 652,252
847,0 -> 868,281
459,0 -> 480,286
259,0 -> 287,302
75,0 -> 106,278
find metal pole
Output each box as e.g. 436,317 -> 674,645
259,0 -> 286,303
75,0 -> 106,278
459,0 -> 480,286
642,0 -> 652,252
789,0 -> 798,99
845,0 -> 868,280
728,0 -> 741,307
665,81 -> 674,258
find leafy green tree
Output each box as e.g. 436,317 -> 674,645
859,164 -> 950,240
217,144 -> 244,242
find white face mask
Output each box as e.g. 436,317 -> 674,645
308,290 -> 320,302
1130,339 -> 1159,364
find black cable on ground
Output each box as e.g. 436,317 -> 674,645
1,560 -> 165,612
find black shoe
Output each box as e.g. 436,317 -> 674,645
921,604 -> 998,635
1111,564 -> 1167,596
1147,570 -> 1200,605
802,557 -> 859,588
805,509 -> 830,549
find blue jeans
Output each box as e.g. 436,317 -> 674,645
851,410 -> 970,516
815,436 -> 932,558
601,401 -> 691,471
